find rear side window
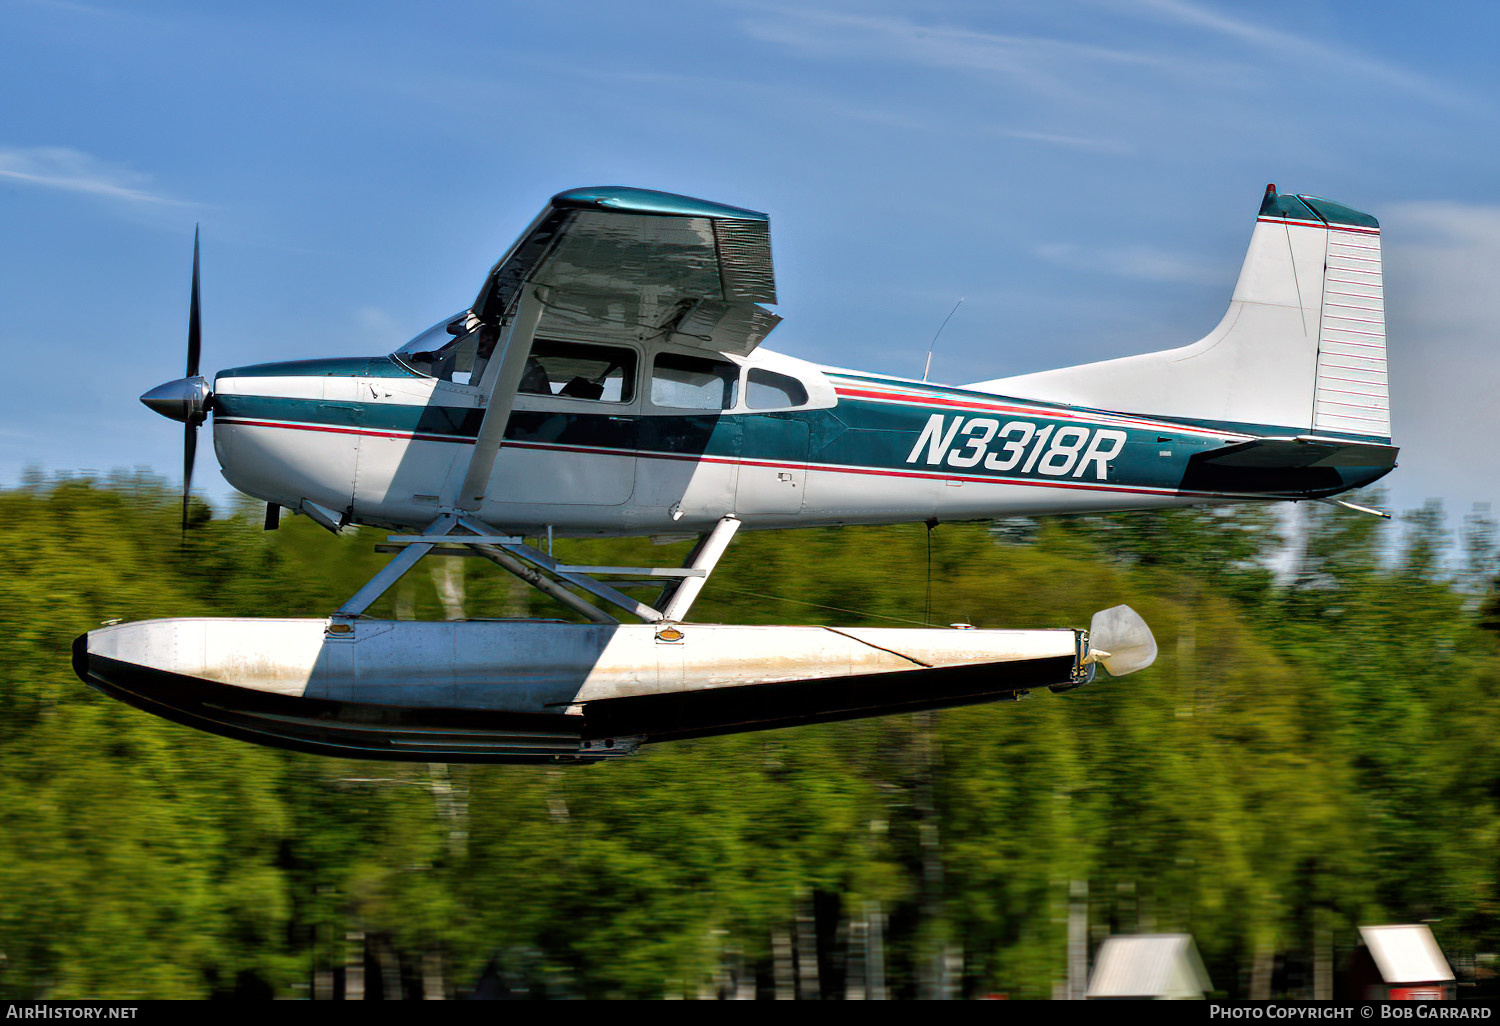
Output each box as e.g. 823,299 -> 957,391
745,368 -> 808,410
519,340 -> 636,402
651,353 -> 738,410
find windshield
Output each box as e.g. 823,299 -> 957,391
395,312 -> 468,357
395,311 -> 492,383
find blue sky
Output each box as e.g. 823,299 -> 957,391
4,0 -> 1499,527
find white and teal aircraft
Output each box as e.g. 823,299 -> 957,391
75,184 -> 1396,763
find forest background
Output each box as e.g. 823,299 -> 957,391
1,474 -> 1497,1000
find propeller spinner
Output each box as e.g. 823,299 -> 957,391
140,227 -> 213,532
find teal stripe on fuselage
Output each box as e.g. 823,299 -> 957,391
220,359 -> 1392,446
219,356 -> 420,380
214,389 -> 1392,499
825,371 -> 1394,446
215,393 -> 484,439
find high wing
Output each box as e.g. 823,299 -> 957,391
452,186 -> 781,511
472,186 -> 780,354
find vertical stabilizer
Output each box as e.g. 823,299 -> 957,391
969,186 -> 1391,442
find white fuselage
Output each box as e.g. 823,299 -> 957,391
211,341 -> 1242,538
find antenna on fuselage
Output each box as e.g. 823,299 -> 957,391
921,298 -> 963,383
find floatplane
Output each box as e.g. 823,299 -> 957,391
74,184 -> 1396,762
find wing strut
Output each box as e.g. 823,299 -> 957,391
452,287 -> 546,511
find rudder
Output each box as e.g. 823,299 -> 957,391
1293,194 -> 1389,439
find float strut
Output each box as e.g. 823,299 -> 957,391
334,516 -> 457,617
471,544 -> 620,625
337,544 -> 434,616
660,515 -> 741,623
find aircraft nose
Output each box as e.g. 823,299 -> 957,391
140,375 -> 213,424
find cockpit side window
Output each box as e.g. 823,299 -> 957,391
396,319 -> 637,401
745,368 -> 809,410
519,340 -> 636,402
651,353 -> 739,410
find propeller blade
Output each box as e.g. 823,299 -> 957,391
182,419 -> 197,534
1085,605 -> 1157,677
187,226 -> 201,378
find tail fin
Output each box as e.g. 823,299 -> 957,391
970,185 -> 1391,442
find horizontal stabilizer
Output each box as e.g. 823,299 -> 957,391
1199,436 -> 1398,470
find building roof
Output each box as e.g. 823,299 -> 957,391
1087,934 -> 1212,998
1359,925 -> 1455,984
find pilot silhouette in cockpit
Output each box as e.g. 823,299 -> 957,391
519,355 -> 552,395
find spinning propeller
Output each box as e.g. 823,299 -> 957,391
1083,605 -> 1158,677
140,227 -> 214,532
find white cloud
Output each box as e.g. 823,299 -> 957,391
737,5 -> 1206,103
1380,201 -> 1500,510
1132,0 -> 1465,107
1034,241 -> 1226,284
784,93 -> 1132,152
735,0 -> 1467,149
1385,202 -> 1500,343
0,147 -> 186,206
986,126 -> 1132,154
